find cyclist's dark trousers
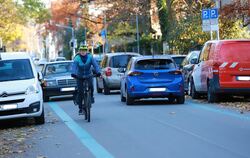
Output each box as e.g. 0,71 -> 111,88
76,78 -> 93,109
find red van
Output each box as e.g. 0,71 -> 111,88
190,40 -> 250,102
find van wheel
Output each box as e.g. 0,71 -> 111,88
191,80 -> 199,99
177,95 -> 185,104
96,81 -> 102,93
126,89 -> 134,105
207,80 -> 218,103
35,108 -> 45,125
103,81 -> 110,95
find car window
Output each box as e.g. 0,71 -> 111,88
189,53 -> 199,63
110,55 -> 134,68
172,57 -> 185,66
45,62 -> 73,76
101,56 -> 108,68
0,59 -> 34,82
199,43 -> 211,62
181,57 -> 188,66
135,59 -> 175,70
126,59 -> 132,71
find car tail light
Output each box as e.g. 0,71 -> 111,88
105,67 -> 112,76
169,70 -> 182,75
128,71 -> 143,76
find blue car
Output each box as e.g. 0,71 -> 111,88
120,55 -> 185,105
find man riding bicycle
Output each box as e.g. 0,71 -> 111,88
71,45 -> 101,115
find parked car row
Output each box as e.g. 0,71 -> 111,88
190,40 -> 250,102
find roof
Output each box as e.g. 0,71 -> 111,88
206,39 -> 250,44
0,52 -> 31,60
132,55 -> 173,61
104,52 -> 140,57
45,60 -> 73,65
170,54 -> 186,58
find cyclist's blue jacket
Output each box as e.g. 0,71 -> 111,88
71,53 -> 100,78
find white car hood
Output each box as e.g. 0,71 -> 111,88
0,79 -> 36,94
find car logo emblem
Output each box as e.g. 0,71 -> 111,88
0,92 -> 8,98
153,72 -> 159,77
239,68 -> 250,71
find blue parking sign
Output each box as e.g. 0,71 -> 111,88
210,8 -> 218,19
202,9 -> 210,20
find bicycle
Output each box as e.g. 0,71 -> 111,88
73,75 -> 96,122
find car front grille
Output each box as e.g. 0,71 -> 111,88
57,79 -> 76,86
0,99 -> 25,105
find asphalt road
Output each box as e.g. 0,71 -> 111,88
18,91 -> 250,158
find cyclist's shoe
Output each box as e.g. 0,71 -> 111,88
79,109 -> 84,115
91,97 -> 95,104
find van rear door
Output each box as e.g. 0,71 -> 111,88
218,41 -> 250,88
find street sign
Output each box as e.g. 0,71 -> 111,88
210,8 -> 218,19
202,9 -> 210,20
202,8 -> 219,32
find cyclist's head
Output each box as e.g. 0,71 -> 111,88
78,46 -> 88,56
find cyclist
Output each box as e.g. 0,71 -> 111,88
71,45 -> 101,115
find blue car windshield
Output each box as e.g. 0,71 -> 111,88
0,59 -> 34,82
135,59 -> 175,70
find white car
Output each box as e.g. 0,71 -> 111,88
0,52 -> 44,124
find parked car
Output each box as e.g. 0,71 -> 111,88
93,54 -> 103,66
170,55 -> 186,69
41,61 -> 76,102
96,52 -> 140,95
180,50 -> 200,94
120,55 -> 185,105
190,40 -> 250,102
0,52 -> 44,124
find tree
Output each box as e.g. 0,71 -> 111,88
0,0 -> 50,49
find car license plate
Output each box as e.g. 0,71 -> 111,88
0,104 -> 17,111
149,88 -> 166,92
60,87 -> 75,92
237,76 -> 250,81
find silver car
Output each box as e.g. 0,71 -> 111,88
96,52 -> 140,95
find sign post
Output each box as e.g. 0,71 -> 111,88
202,8 -> 219,40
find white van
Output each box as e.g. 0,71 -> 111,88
0,52 -> 44,124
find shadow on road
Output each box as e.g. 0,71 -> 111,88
131,99 -> 184,106
0,118 -> 36,129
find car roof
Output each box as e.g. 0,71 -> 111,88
104,52 -> 140,57
206,39 -> 250,44
132,55 -> 173,61
45,60 -> 73,65
170,54 -> 186,58
0,52 -> 31,60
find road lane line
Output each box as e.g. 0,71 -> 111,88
187,101 -> 250,121
48,102 -> 114,158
